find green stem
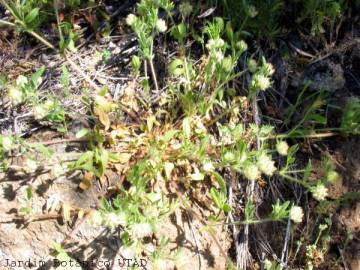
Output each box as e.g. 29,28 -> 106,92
54,0 -> 64,47
212,217 -> 284,226
205,103 -> 238,127
279,172 -> 309,188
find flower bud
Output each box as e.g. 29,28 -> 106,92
264,62 -> 275,76
222,56 -> 233,72
223,152 -> 235,162
326,171 -> 339,183
247,59 -> 258,73
236,40 -> 248,53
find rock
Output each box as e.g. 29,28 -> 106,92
292,60 -> 345,92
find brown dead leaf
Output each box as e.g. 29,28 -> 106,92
61,203 -> 71,223
79,172 -> 93,191
95,107 -> 110,130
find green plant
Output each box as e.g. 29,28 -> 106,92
340,98 -> 360,135
19,186 -> 34,216
126,0 -> 174,93
0,1 -> 351,268
302,220 -> 332,269
210,0 -> 285,40
298,0 -> 345,37
51,241 -> 82,270
6,67 -> 67,132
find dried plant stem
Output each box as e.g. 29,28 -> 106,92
148,56 -> 159,93
65,54 -> 100,91
0,19 -> 15,27
237,94 -> 261,269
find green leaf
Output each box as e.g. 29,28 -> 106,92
212,172 -> 227,196
303,160 -> 312,182
26,186 -> 33,201
164,162 -> 174,179
75,128 -> 89,138
161,129 -> 178,143
286,144 -> 299,167
145,192 -> 162,203
170,23 -> 187,42
244,200 -> 255,221
31,66 -> 45,88
307,113 -> 327,124
20,207 -> 32,215
210,188 -> 223,210
67,39 -> 77,52
31,143 -> 54,158
222,203 -> 232,214
271,201 -> 290,220
25,8 -> 39,25
168,58 -> 185,77
190,171 -> 204,181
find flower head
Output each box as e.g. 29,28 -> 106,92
8,85 -> 23,105
33,104 -> 48,120
24,159 -> 37,173
222,56 -> 233,72
206,38 -> 225,50
203,161 -> 215,172
247,5 -> 258,18
257,153 -> 276,176
1,136 -> 13,151
156,19 -> 167,33
290,206 -> 304,223
243,163 -> 260,181
126,14 -> 137,26
107,212 -> 126,227
252,74 -> 271,91
310,183 -> 328,201
276,141 -> 289,156
131,222 -> 153,239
